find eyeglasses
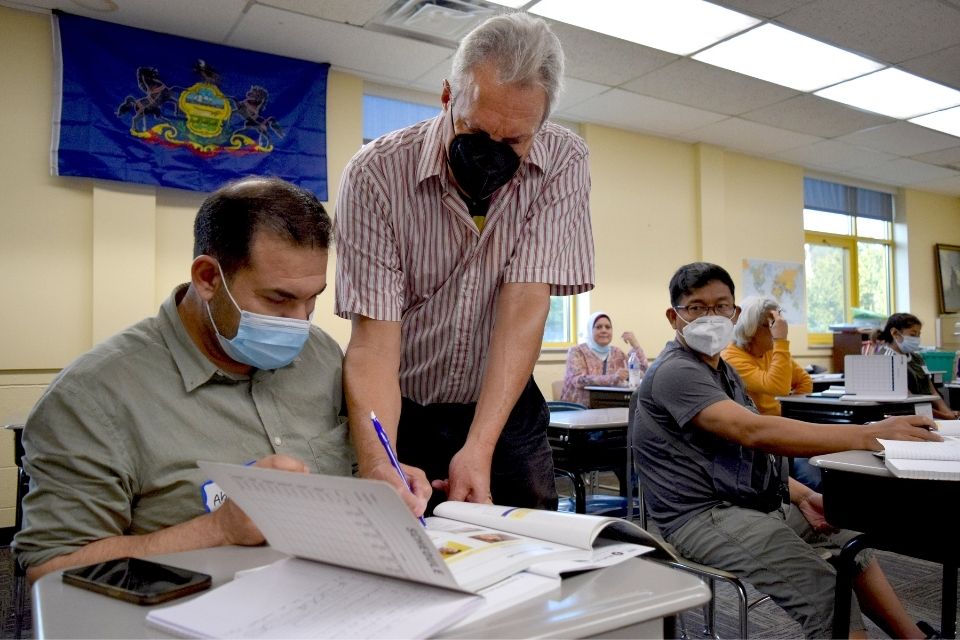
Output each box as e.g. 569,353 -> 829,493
674,303 -> 737,319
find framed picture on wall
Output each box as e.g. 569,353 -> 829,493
936,244 -> 960,313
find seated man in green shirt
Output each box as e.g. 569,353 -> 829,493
14,176 -> 351,581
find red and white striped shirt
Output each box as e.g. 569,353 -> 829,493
335,113 -> 595,404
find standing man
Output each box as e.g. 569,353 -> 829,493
336,12 -> 594,515
15,176 -> 350,581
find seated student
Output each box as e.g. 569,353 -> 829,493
560,311 -> 648,406
873,313 -> 960,420
634,262 -> 939,640
14,176 -> 352,582
722,296 -> 821,490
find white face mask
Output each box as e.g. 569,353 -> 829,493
897,334 -> 922,354
676,315 -> 735,357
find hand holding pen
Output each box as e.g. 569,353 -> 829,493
370,411 -> 428,526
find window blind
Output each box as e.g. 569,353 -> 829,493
803,177 -> 893,221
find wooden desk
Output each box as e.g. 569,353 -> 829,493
548,408 -> 629,513
810,451 -> 959,638
777,394 -> 939,424
32,546 -> 711,639
583,385 -> 634,408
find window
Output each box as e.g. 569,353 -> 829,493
362,94 -> 438,143
362,92 -> 584,347
803,178 -> 894,343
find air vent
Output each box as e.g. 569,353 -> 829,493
367,0 -> 499,47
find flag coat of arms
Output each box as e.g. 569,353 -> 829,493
52,12 -> 329,197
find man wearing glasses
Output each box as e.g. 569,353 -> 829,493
633,262 -> 939,639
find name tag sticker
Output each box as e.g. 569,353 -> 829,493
200,480 -> 228,513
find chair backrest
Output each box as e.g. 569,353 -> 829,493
546,400 -> 587,412
551,380 -> 564,401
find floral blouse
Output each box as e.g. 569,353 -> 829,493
560,343 -> 649,406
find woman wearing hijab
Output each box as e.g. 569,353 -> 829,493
560,311 -> 648,406
874,313 -> 959,420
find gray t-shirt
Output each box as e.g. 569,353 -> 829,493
633,340 -> 787,538
14,285 -> 352,569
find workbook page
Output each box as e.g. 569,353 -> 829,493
198,462 -> 459,590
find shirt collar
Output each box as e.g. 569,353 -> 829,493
416,112 -> 548,187
159,284 -> 243,392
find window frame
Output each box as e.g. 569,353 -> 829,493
804,218 -> 894,345
542,294 -> 579,349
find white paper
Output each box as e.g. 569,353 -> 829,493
146,558 -> 480,639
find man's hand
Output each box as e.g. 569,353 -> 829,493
211,454 -> 309,546
796,491 -> 835,534
365,458 -> 431,518
433,444 -> 494,504
863,415 -> 941,450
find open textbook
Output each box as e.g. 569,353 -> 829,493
145,461 -> 661,639
878,420 -> 960,479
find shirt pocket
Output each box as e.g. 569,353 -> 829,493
308,413 -> 354,477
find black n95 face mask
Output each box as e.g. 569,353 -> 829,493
448,131 -> 520,205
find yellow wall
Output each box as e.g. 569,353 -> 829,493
2,4 -> 960,524
902,189 -> 960,330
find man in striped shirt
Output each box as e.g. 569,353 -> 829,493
335,12 -> 594,516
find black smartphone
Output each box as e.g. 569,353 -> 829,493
61,557 -> 212,605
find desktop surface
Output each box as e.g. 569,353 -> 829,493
33,546 -> 710,639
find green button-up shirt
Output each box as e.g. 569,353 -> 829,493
14,285 -> 350,569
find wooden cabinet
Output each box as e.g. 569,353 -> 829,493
831,329 -> 871,373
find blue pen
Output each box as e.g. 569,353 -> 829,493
370,411 -> 427,526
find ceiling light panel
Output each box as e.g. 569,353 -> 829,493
816,68 -> 960,120
910,107 -> 960,139
694,23 -> 883,92
529,0 -> 760,56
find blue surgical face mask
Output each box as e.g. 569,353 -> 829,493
897,334 -> 922,354
206,263 -> 311,370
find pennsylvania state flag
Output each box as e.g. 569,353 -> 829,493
52,12 -> 329,198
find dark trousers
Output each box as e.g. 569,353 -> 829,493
397,378 -> 558,515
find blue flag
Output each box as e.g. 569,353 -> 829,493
52,12 -> 329,198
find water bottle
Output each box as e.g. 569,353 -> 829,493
627,351 -> 642,388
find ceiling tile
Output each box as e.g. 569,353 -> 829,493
707,0 -> 815,19
687,117 -> 823,155
911,146 -> 960,171
899,43 -> 960,92
773,0 -> 960,65
256,0 -> 394,26
229,4 -> 452,82
906,173 -> 960,196
562,89 -> 727,138
553,77 -> 610,114
410,56 -> 454,94
847,158 -> 959,185
835,122 -> 960,156
770,140 -> 896,171
34,0 -> 246,42
742,95 -> 894,137
621,58 -> 798,116
546,20 -> 677,86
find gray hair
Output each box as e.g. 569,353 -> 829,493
733,296 -> 780,348
449,12 -> 564,119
